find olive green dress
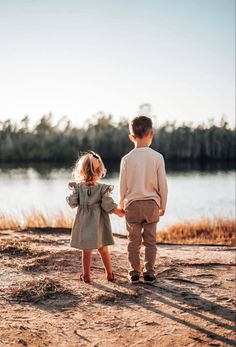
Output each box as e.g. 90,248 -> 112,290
66,182 -> 117,250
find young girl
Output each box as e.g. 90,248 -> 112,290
66,151 -> 124,283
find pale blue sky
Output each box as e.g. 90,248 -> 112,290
0,0 -> 235,127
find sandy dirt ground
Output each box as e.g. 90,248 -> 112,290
0,229 -> 235,347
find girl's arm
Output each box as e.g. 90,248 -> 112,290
101,185 -> 118,213
66,182 -> 79,208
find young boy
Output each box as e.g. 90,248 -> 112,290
119,115 -> 168,284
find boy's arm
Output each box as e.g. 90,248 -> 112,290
119,157 -> 127,210
158,156 -> 168,213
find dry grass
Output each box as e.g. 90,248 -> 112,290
21,250 -> 79,272
19,235 -> 60,245
0,239 -> 45,257
0,210 -> 73,230
0,214 -> 20,230
22,256 -> 52,272
23,210 -> 73,228
8,277 -> 73,303
157,217 -> 236,245
0,210 -> 235,245
94,289 -> 140,306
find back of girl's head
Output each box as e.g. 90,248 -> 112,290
72,151 -> 106,183
129,115 -> 153,138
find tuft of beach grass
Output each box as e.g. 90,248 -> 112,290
21,250 -> 78,272
0,239 -> 45,257
8,277 -> 72,303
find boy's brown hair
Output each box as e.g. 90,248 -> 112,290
129,115 -> 153,139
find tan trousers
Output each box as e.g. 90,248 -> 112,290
125,200 -> 159,276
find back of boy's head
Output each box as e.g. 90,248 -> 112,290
129,115 -> 153,139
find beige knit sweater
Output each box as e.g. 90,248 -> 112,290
119,147 -> 168,210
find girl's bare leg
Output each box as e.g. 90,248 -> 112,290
82,249 -> 92,282
98,246 -> 114,281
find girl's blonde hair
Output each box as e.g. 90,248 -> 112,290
72,151 -> 106,183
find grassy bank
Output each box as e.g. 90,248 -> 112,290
0,211 -> 235,245
0,210 -> 73,230
156,217 -> 235,245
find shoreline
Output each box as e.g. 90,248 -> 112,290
2,227 -> 236,248
1,214 -> 235,246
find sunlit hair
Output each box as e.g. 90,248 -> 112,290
129,115 -> 153,138
72,151 -> 106,183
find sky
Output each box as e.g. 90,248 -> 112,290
0,0 -> 235,128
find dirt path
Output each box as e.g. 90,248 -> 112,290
0,230 -> 235,347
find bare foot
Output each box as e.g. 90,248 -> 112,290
107,272 -> 115,282
80,273 -> 91,283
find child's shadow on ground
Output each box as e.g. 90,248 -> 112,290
92,275 -> 236,347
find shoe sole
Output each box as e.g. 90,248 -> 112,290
144,280 -> 156,284
131,280 -> 140,284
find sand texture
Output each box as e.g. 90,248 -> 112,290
0,230 -> 235,347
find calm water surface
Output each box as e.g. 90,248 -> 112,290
0,163 -> 235,234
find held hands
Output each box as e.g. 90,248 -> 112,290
114,208 -> 125,217
159,209 -> 165,216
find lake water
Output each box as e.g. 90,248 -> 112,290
0,163 -> 235,234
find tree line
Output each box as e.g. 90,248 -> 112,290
0,113 -> 235,163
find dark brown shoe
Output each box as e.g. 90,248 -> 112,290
129,275 -> 140,284
144,274 -> 156,285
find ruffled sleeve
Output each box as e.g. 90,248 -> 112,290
66,182 -> 80,208
101,184 -> 118,213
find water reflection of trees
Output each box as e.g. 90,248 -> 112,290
0,111 -> 235,165
1,161 -> 234,180
0,162 -> 70,179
